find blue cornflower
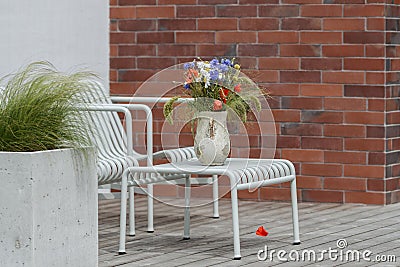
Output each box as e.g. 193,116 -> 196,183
210,58 -> 219,66
183,62 -> 195,70
183,83 -> 190,89
221,58 -> 231,66
209,69 -> 219,81
218,64 -> 228,72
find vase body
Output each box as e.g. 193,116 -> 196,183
194,111 -> 230,166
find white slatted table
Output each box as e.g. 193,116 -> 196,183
122,158 -> 301,260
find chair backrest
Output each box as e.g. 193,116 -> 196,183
81,84 -> 136,184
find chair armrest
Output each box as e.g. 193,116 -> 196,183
83,103 -> 153,166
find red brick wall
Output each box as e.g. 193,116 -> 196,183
110,0 -> 400,204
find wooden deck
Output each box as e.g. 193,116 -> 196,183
99,196 -> 400,266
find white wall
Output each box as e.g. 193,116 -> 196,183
0,0 -> 109,89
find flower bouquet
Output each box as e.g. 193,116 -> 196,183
163,57 -> 264,165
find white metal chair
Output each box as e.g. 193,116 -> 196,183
82,85 -> 219,254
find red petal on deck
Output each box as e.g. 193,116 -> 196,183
256,226 -> 268,237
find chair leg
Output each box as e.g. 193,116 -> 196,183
230,186 -> 241,260
147,184 -> 154,233
212,175 -> 219,218
128,186 -> 135,236
183,176 -> 191,240
290,177 -> 301,245
118,175 -> 128,254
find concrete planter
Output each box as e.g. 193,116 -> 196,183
0,148 -> 98,266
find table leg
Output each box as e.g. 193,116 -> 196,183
183,175 -> 191,239
147,184 -> 154,233
212,175 -> 219,218
230,186 -> 241,260
290,177 -> 301,245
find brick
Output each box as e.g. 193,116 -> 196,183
110,32 -> 135,44
119,0 -> 156,4
344,59 -> 384,71
239,18 -> 279,30
268,84 -> 300,96
159,0 -> 196,4
158,19 -> 196,31
137,57 -> 175,69
322,71 -> 364,84
110,58 -> 135,69
137,32 -> 174,43
366,72 -> 385,85
284,0 -> 322,3
367,126 -> 385,138
324,178 -> 366,191
344,32 -> 384,44
242,70 -> 279,83
300,84 -> 342,97
110,45 -> 118,57
390,59 -> 400,71
272,110 -> 301,122
302,137 -> 343,150
276,136 -> 301,148
367,179 -> 384,191
387,111 -> 400,124
367,18 -> 385,30
177,32 -> 214,43
238,45 -> 278,57
296,176 -> 322,189
301,5 -> 342,17
301,32 -> 342,44
322,45 -> 364,57
302,190 -> 343,203
344,4 -> 385,17
198,18 -> 238,30
302,163 -> 342,176
323,18 -> 365,31
324,124 -> 365,137
118,20 -> 156,31
177,6 -> 215,17
136,6 -> 175,18
368,152 -> 385,165
259,187 -> 293,201
110,7 -> 136,19
281,45 -> 321,57
281,18 -> 321,30
345,138 -> 384,151
118,70 -> 155,82
345,192 -> 385,204
238,188 -> 259,200
282,97 -> 323,109
259,58 -> 299,70
302,111 -> 343,123
119,45 -> 156,56
325,151 -> 366,164
344,85 -> 385,98
158,44 -> 195,56
200,0 -> 238,3
280,71 -> 321,83
324,98 -> 366,111
366,45 -> 385,57
281,149 -> 323,162
197,44 -> 237,57
217,5 -> 257,17
368,99 -> 385,112
259,5 -> 299,17
301,58 -> 342,70
344,112 -> 384,124
240,0 -> 278,3
216,32 -> 257,43
258,32 -> 299,43
281,123 -> 322,136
